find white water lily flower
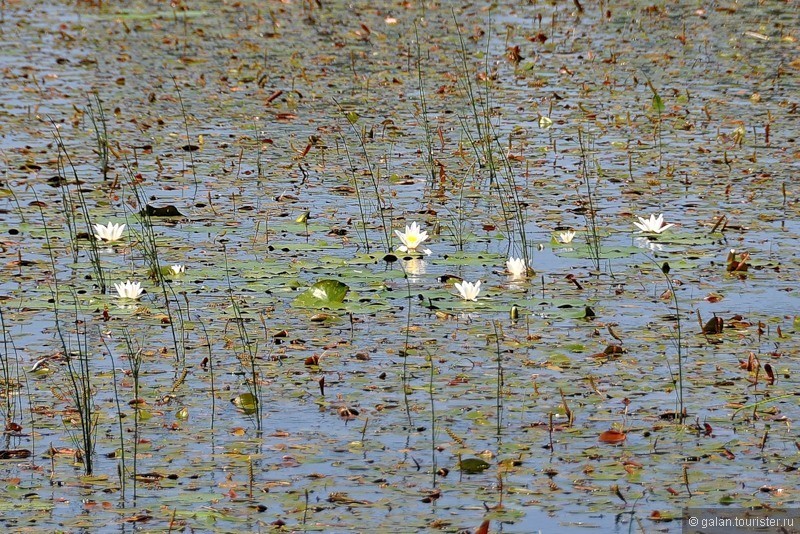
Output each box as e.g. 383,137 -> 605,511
93,222 -> 126,242
114,280 -> 143,300
559,230 -> 576,244
455,280 -> 481,301
506,257 -> 526,278
633,214 -> 674,234
395,222 -> 432,255
170,264 -> 185,275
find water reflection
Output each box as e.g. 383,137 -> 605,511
635,237 -> 664,252
402,258 -> 426,282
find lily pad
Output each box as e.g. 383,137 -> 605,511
231,393 -> 258,415
460,457 -> 491,474
292,279 -> 350,308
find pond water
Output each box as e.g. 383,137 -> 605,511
0,0 -> 798,532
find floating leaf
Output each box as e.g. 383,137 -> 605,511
292,279 -> 349,309
459,458 -> 490,474
140,204 -> 184,217
598,430 -> 627,444
121,514 -> 153,523
763,363 -> 775,384
702,316 -> 724,334
231,393 -> 258,415
0,449 -> 31,459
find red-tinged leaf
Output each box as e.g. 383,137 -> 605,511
702,316 -> 724,334
48,446 -> 77,456
266,90 -> 283,103
339,406 -> 358,418
0,449 -> 31,459
598,429 -> 626,444
666,486 -> 679,495
720,448 -> 735,460
420,489 -> 441,503
475,519 -> 490,534
305,355 -> 320,366
703,423 -> 713,436
121,515 -> 153,523
5,422 -> 22,432
281,455 -> 300,468
764,363 -> 775,384
740,352 -> 758,371
135,472 -> 165,483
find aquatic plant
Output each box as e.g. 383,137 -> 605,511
395,222 -> 432,255
634,213 -> 674,234
558,230 -> 576,244
86,92 -> 110,181
114,280 -> 143,300
51,127 -> 107,292
455,280 -> 481,301
577,127 -> 602,271
93,221 -> 126,242
506,257 -> 526,278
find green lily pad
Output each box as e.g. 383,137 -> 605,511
460,457 -> 491,474
292,279 -> 350,308
231,393 -> 258,415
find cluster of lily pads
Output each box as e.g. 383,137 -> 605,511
395,213 -> 674,302
92,221 -> 184,300
94,212 -> 673,304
